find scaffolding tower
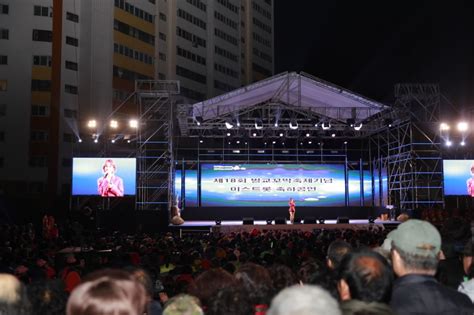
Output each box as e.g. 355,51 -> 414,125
135,80 -> 180,210
386,84 -> 444,211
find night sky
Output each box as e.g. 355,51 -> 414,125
275,1 -> 474,113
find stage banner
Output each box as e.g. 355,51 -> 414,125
201,164 -> 345,207
72,158 -> 136,196
443,160 -> 474,196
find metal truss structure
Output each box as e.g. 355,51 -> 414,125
178,72 -> 393,140
135,80 -> 180,210
368,84 -> 443,211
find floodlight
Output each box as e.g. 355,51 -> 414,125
446,140 -> 452,146
321,122 -> 331,130
439,122 -> 450,131
87,119 -> 97,128
461,141 -> 466,146
289,120 -> 298,130
457,122 -> 468,132
129,119 -> 138,129
354,123 -> 363,131
110,120 -> 118,129
195,116 -> 203,126
225,120 -> 234,129
255,118 -> 263,130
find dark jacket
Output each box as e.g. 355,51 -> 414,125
390,274 -> 474,315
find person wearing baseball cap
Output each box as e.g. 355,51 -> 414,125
389,219 -> 473,314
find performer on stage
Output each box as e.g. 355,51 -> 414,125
467,163 -> 474,197
97,159 -> 124,197
289,197 -> 296,224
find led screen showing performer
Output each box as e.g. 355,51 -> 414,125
443,160 -> 474,196
72,158 -> 136,196
97,159 -> 124,197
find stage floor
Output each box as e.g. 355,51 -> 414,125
177,219 -> 391,226
170,219 -> 400,234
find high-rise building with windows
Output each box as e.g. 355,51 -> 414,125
0,0 -> 274,199
156,0 -> 274,101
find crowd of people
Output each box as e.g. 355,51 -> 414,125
0,214 -> 474,314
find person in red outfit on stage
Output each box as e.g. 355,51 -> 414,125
467,163 -> 474,197
97,159 -> 124,197
288,198 -> 296,224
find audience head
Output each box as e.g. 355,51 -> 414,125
163,294 -> 203,315
327,240 -> 353,270
268,264 -> 298,293
187,268 -> 234,308
267,284 -> 341,315
208,285 -> 254,315
235,262 -> 274,306
337,249 -> 393,303
388,219 -> 441,276
0,273 -> 31,315
66,269 -> 147,315
340,299 -> 395,315
27,280 -> 67,315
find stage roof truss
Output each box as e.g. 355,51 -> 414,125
180,72 -> 393,139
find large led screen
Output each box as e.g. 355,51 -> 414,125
201,164 -> 345,207
73,158 -> 136,196
443,160 -> 474,196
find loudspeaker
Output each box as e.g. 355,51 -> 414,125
337,216 -> 350,224
243,217 -> 254,225
304,216 -> 316,224
274,217 -> 286,224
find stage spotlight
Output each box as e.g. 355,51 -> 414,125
236,140 -> 240,144
344,141 -> 348,145
110,120 -> 118,129
331,133 -> 336,138
272,141 -> 276,144
384,118 -> 393,128
308,141 -> 312,144
368,216 -> 375,224
446,140 -> 452,146
111,139 -> 115,143
226,132 -> 231,137
461,141 -> 466,146
312,119 -> 319,127
94,138 -> 98,143
87,119 -> 97,128
289,120 -> 298,130
225,119 -> 234,129
279,133 -> 284,137
306,133 -> 310,137
252,132 -> 257,137
346,118 -> 355,127
274,121 -> 279,127
318,217 -> 325,224
127,140 -> 131,143
129,119 -> 138,129
457,121 -> 468,132
195,116 -> 203,126
215,219 -> 221,225
236,119 -> 241,127
266,219 -> 273,225
439,122 -> 450,131
255,118 -> 263,130
354,123 -> 363,131
322,122 -> 331,130
199,139 -> 203,143
78,138 -> 83,143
